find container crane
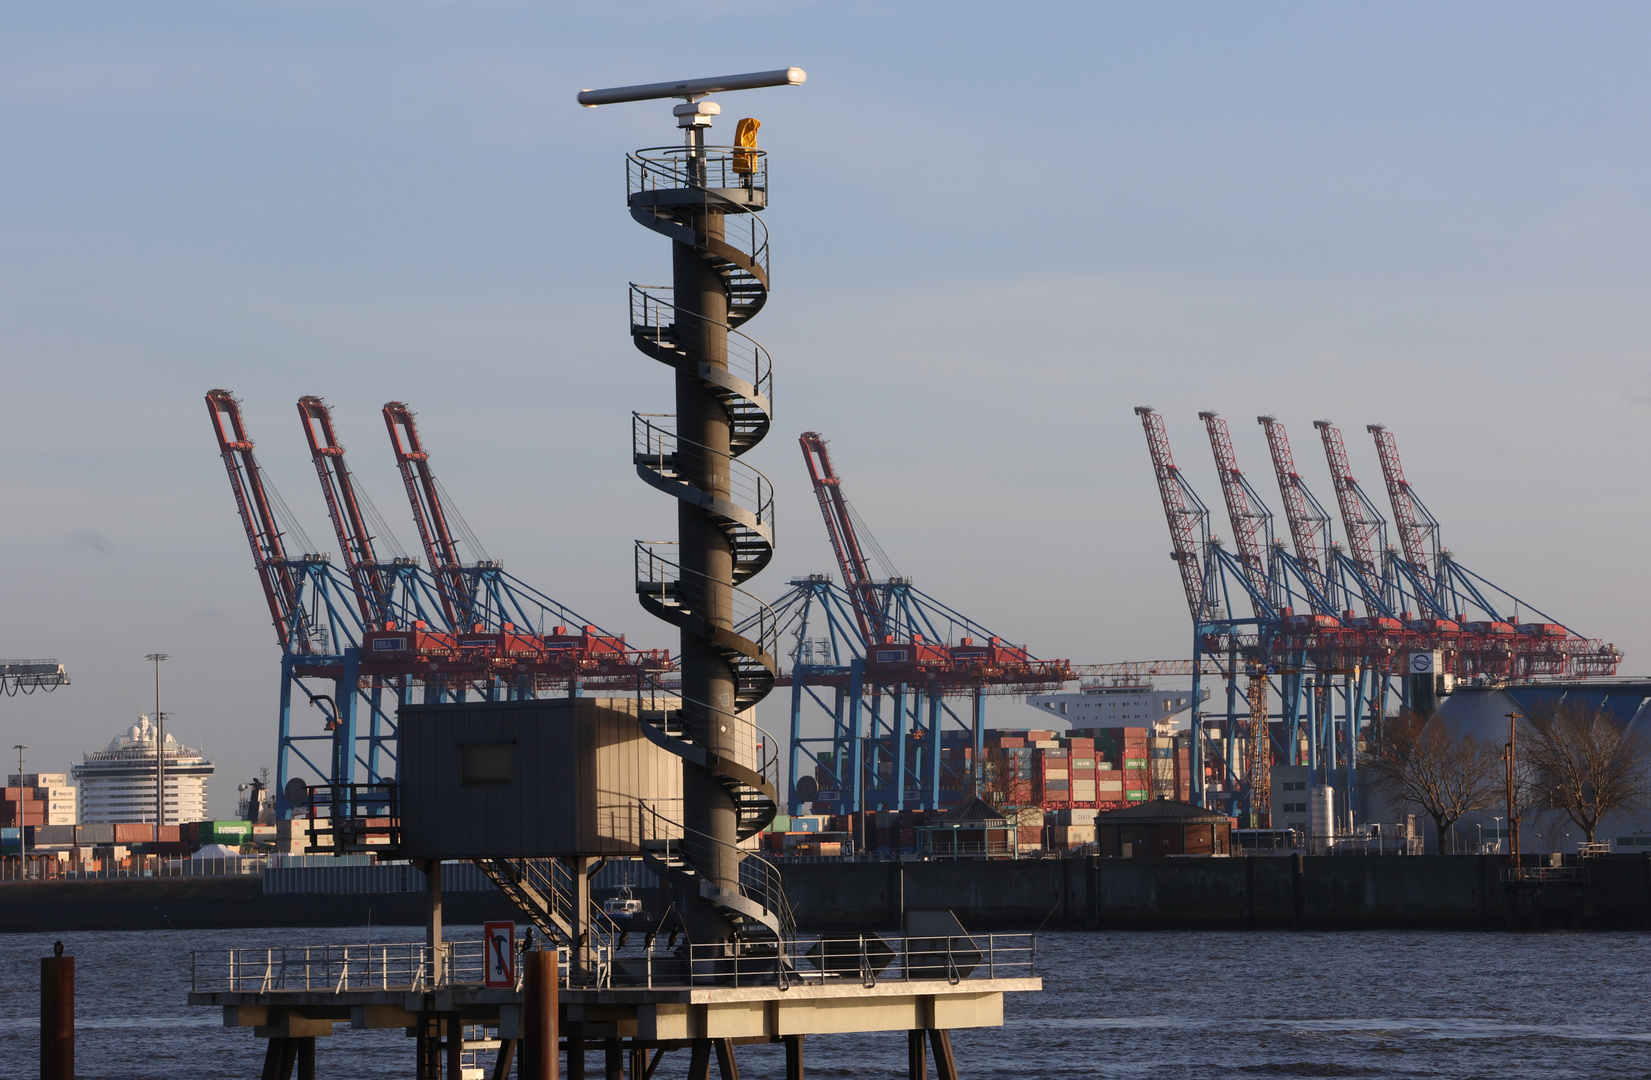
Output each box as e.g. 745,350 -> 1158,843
208,389 -> 379,810
776,432 -> 1070,817
213,391 -> 675,816
208,389 -> 332,652
1257,416 -> 1335,595
1367,424 -> 1442,599
1136,407 -> 1218,624
298,397 -> 444,630
377,399 -> 672,692
799,432 -> 884,645
1199,411 -> 1275,612
383,401 -> 476,628
1313,420 -> 1392,606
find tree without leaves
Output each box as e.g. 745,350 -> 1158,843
1362,710 -> 1502,853
976,747 -> 1033,813
1521,703 -> 1650,844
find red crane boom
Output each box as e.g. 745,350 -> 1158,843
1367,424 -> 1438,580
1314,420 -> 1385,582
206,390 -> 310,650
799,432 -> 884,644
1135,407 -> 1210,623
300,397 -> 388,624
1199,411 -> 1270,608
1257,415 -> 1330,587
383,402 -> 468,627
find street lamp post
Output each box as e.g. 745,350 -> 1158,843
1493,815 -> 1504,856
12,744 -> 26,872
1504,711 -> 1522,869
146,654 -> 169,845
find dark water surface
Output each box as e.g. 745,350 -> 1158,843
3,926 -> 1648,1078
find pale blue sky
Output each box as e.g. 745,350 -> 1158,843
4,2 -> 1650,803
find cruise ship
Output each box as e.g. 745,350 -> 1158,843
1024,679 -> 1207,734
71,715 -> 214,825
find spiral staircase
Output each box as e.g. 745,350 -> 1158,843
626,143 -> 792,949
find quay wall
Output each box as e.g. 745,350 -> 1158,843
778,854 -> 1651,932
0,875 -> 518,933
1,855 -> 1648,933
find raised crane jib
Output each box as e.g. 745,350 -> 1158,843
299,397 -> 388,624
383,402 -> 471,628
1199,411 -> 1273,611
1367,424 -> 1441,581
1134,407 -> 1214,625
1313,420 -> 1387,580
798,432 -> 884,645
1256,415 -> 1332,584
206,389 -> 307,650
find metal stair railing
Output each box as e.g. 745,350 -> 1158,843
632,413 -> 775,564
636,803 -> 795,945
637,674 -> 780,791
633,671 -> 780,839
626,148 -> 770,273
634,541 -> 778,702
629,286 -> 772,415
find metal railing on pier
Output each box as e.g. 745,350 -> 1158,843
191,932 -> 1036,995
0,855 -> 269,882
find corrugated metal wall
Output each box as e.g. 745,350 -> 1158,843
262,860 -> 494,895
261,858 -> 662,894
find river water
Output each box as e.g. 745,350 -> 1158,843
2,926 -> 1648,1078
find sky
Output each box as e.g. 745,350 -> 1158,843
3,2 -> 1650,810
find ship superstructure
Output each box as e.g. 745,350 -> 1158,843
1025,679 -> 1206,735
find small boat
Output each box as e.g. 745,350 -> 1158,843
602,889 -> 645,927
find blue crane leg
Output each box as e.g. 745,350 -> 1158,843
926,683 -> 942,811
275,655 -> 296,817
788,669 -> 806,816
893,683 -> 908,812
848,659 -> 866,814
972,690 -> 985,797
332,648 -> 361,789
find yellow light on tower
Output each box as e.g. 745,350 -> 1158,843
733,117 -> 761,175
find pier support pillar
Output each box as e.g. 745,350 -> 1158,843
713,1038 -> 739,1080
783,1035 -> 805,1080
40,951 -> 73,1080
605,1037 -> 623,1080
907,1030 -> 925,1080
566,1023 -> 586,1080
687,1039 -> 711,1080
415,1014 -> 442,1080
261,1036 -> 313,1080
926,1030 -> 958,1080
446,1019 -> 463,1080
492,1039 -> 518,1080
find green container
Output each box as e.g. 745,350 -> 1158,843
202,821 -> 253,844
